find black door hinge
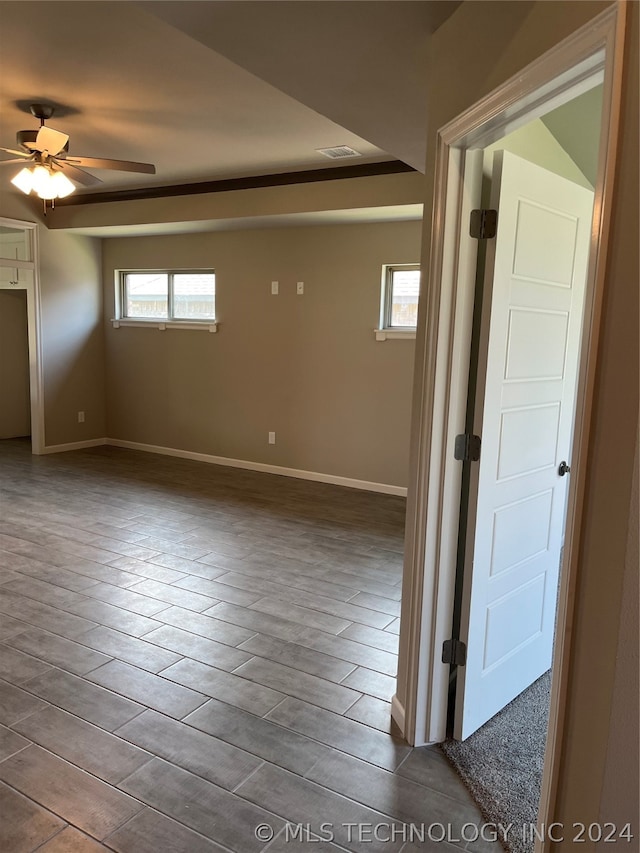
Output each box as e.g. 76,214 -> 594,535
454,433 -> 481,462
442,638 -> 467,666
470,209 -> 497,239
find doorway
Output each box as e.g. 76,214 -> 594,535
0,218 -> 44,454
0,288 -> 31,441
437,89 -> 602,848
394,2 -> 626,848
451,89 -> 602,738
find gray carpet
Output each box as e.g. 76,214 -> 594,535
440,671 -> 551,853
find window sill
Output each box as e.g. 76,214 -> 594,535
112,319 -> 217,332
374,328 -> 416,341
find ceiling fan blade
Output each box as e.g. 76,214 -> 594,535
35,126 -> 69,156
0,146 -> 33,158
64,156 -> 156,175
53,160 -> 102,187
0,158 -> 31,166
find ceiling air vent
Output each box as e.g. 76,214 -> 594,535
316,145 -> 362,159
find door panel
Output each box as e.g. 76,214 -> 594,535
454,151 -> 593,740
489,489 -> 553,577
505,308 -> 569,380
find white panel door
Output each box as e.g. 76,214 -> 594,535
454,151 -> 593,740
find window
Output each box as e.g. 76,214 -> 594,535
120,270 -> 215,322
377,264 -> 420,338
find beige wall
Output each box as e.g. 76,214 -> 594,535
40,226 -> 105,446
103,219 -> 421,487
557,3 -> 638,835
398,0 -> 638,843
0,192 -> 106,447
0,289 -> 30,438
597,429 -> 639,848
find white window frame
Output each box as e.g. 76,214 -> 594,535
113,269 -> 217,332
375,263 -> 420,341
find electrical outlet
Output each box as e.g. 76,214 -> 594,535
296,281 -> 304,295
271,281 -> 279,295
77,411 -> 85,423
268,431 -> 276,445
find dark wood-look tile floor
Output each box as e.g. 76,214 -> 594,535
0,439 -> 499,852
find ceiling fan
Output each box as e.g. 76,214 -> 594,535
0,103 -> 156,202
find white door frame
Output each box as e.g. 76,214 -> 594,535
395,0 -> 626,841
0,217 -> 45,454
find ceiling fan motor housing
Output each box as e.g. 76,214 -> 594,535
29,103 -> 55,121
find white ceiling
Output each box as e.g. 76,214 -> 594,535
0,1 -> 458,199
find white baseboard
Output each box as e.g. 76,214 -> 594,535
37,435 -> 407,496
107,438 -> 407,496
42,438 -> 108,454
391,694 -> 407,739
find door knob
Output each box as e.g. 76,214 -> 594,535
558,461 -> 571,476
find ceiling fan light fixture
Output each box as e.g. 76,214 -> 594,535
50,170 -> 75,198
11,166 -> 35,194
30,165 -> 58,199
11,164 -> 76,200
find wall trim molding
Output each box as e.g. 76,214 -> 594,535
390,694 -> 407,738
41,438 -> 108,454
99,438 -> 408,497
